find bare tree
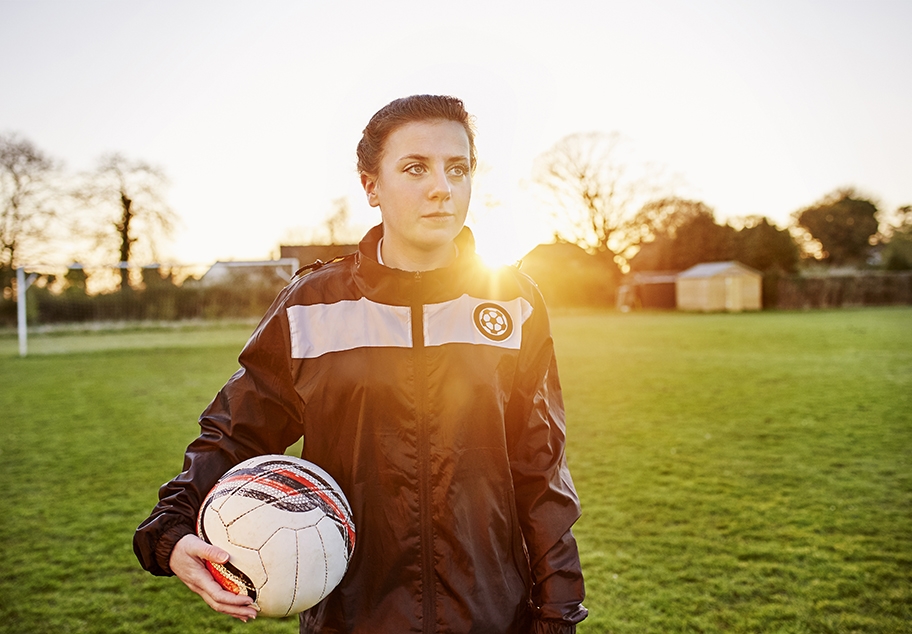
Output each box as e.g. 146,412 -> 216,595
78,153 -> 176,289
533,131 -> 670,269
324,197 -> 351,244
0,133 -> 59,297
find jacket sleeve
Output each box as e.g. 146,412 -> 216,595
505,283 -> 587,631
133,287 -> 305,576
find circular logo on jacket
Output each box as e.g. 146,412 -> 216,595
473,303 -> 513,342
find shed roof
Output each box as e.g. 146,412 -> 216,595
523,241 -> 591,262
678,261 -> 761,279
280,244 -> 357,266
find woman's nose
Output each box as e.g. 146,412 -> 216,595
427,168 -> 451,200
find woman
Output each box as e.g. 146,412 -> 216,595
134,95 -> 587,633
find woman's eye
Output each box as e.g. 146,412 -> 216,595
449,165 -> 468,177
405,164 -> 425,175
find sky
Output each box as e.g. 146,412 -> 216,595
2,0 -> 910,267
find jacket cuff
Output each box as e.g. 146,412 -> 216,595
531,602 -> 588,634
155,522 -> 196,575
531,619 -> 577,634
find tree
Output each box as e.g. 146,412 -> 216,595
794,188 -> 879,266
733,216 -> 799,274
324,197 -> 356,244
880,205 -> 912,270
628,198 -> 735,272
64,265 -> 88,295
78,153 -> 176,289
533,131 -> 668,271
629,197 -> 716,247
631,206 -> 800,275
0,133 -> 59,297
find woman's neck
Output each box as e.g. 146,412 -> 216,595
379,237 -> 458,272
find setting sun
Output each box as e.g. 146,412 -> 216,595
471,217 -> 537,269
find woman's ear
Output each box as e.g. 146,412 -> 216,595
361,172 -> 380,208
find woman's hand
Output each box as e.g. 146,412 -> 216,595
169,534 -> 260,622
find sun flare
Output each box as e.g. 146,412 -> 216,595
472,225 -> 532,269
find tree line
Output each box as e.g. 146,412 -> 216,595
0,132 -> 175,300
533,131 -> 912,279
3,129 -> 911,321
22,264 -> 290,325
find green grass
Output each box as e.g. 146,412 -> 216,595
557,309 -> 912,633
0,319 -> 259,357
1,308 -> 910,633
0,329 -> 298,633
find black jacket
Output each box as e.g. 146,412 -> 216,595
134,225 -> 587,633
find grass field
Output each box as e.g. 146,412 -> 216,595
1,308 -> 910,633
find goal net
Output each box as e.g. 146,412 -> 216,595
8,259 -> 299,356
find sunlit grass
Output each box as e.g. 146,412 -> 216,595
1,308 -> 910,633
556,309 -> 911,633
0,343 -> 299,633
0,319 -> 258,357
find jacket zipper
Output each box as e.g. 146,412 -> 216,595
411,271 -> 436,633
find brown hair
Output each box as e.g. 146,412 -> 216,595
356,95 -> 477,176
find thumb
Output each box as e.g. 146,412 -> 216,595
189,537 -> 229,564
202,543 -> 230,564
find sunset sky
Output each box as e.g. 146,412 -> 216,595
2,0 -> 910,267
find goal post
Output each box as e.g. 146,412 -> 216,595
14,258 -> 299,357
17,267 -> 38,357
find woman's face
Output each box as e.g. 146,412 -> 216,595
361,119 -> 471,269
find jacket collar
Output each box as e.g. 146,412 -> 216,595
354,224 -> 480,304
357,224 -> 476,267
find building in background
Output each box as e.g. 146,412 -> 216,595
520,242 -> 617,307
676,261 -> 762,312
616,271 -> 678,311
280,244 -> 358,270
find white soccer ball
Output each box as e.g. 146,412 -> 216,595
196,455 -> 356,617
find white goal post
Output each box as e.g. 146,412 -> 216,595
17,266 -> 38,357
15,258 -> 299,357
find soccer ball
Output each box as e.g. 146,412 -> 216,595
196,454 -> 356,617
479,308 -> 508,336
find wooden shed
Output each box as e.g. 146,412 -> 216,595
617,271 -> 679,310
676,261 -> 762,312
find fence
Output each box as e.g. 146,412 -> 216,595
5,264 -> 911,356
775,271 -> 912,309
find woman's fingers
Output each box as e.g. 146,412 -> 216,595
170,534 -> 259,621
